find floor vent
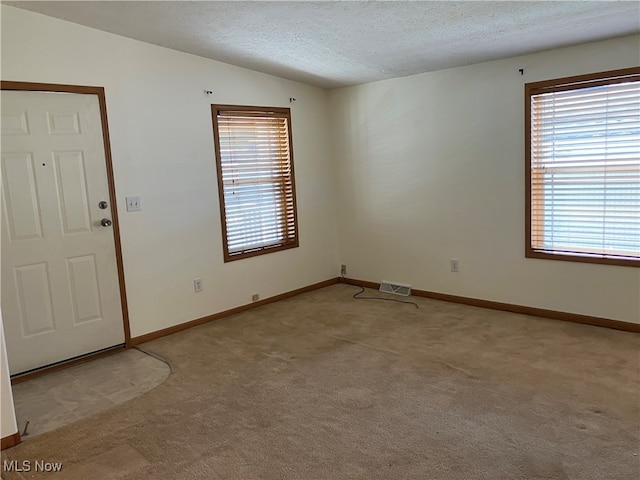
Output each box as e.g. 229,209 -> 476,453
379,281 -> 412,297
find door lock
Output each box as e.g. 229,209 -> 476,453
98,201 -> 108,209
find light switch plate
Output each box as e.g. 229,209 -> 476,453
126,196 -> 141,212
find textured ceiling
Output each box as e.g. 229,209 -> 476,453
6,1 -> 640,89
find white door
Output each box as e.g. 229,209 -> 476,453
1,90 -> 125,375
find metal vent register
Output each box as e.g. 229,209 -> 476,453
379,281 -> 412,296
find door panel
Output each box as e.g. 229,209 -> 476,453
67,254 -> 102,324
1,90 -> 125,375
1,152 -> 43,240
54,151 -> 92,234
46,110 -> 81,135
14,262 -> 56,336
1,109 -> 29,135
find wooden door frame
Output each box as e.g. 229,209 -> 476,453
1,81 -> 132,381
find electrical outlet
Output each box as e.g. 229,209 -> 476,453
126,196 -> 141,212
450,259 -> 459,273
341,264 -> 347,276
194,278 -> 203,293
252,294 -> 259,302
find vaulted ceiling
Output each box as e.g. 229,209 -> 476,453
6,1 -> 640,89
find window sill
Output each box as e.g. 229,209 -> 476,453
526,249 -> 639,268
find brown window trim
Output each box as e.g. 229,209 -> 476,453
211,104 -> 299,262
525,67 -> 640,268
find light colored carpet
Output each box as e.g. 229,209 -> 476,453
2,284 -> 638,479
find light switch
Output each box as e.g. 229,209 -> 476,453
126,196 -> 141,212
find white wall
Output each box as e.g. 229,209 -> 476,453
330,35 -> 640,324
1,5 -> 339,339
0,315 -> 18,440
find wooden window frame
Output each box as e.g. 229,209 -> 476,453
525,67 -> 640,268
211,104 -> 299,262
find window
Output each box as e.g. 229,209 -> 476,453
211,105 -> 299,262
525,67 -> 640,267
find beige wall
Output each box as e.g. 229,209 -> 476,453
1,5 -> 339,340
330,35 -> 640,324
2,4 -> 639,444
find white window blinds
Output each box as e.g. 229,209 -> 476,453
527,69 -> 640,263
212,106 -> 298,261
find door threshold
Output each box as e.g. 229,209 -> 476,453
10,344 -> 126,385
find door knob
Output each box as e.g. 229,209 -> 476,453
101,218 -> 112,227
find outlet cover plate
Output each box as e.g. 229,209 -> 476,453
450,259 -> 459,273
